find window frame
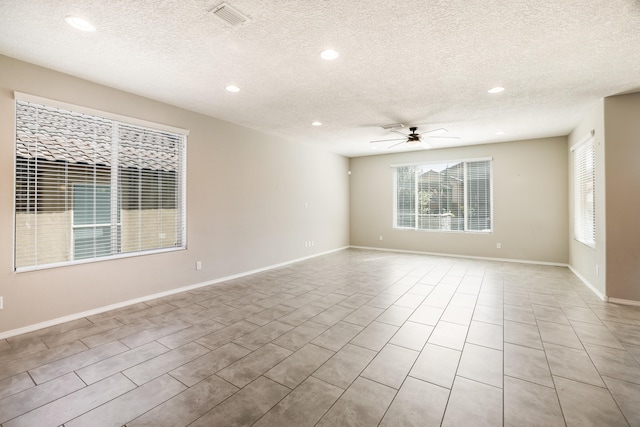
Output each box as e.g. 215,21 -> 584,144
571,132 -> 596,248
13,93 -> 189,272
392,157 -> 493,234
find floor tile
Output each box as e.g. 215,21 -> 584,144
504,320 -> 543,350
265,343 -> 334,388
254,376 -> 342,427
3,373 -> 136,427
532,304 -> 570,324
410,343 -> 461,389
503,304 -> 536,325
571,320 -> 626,349
169,342 -> 250,387
472,304 -> 503,325
350,321 -> 398,351
272,320 -> 328,351
311,321 -> 364,352
232,321 -> 294,351
316,376 -> 396,427
29,340 -> 128,384
409,305 -> 444,326
0,372 -> 85,424
156,319 -> 225,349
442,376 -> 502,427
440,305 -> 474,326
504,343 -> 553,388
128,374 -> 238,427
389,321 -> 433,351
376,305 -> 415,326
65,374 -> 186,427
277,304 -> 326,326
604,321 -> 640,346
466,320 -> 503,350
544,342 -> 604,387
554,376 -> 628,427
602,375 -> 640,426
504,376 -> 564,427
189,376 -> 290,427
123,341 -> 210,385
394,293 -> 426,309
537,320 -> 583,349
428,321 -> 468,351
312,343 -> 377,389
310,304 -> 355,326
76,341 -> 169,385
217,343 -> 292,388
0,373 -> 34,401
361,344 -> 419,389
380,376 -> 449,427
457,343 -> 503,388
195,320 -> 258,350
342,305 -> 385,326
0,340 -> 88,382
583,342 -> 640,385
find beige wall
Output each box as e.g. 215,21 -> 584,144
0,55 -> 350,334
604,92 -> 640,301
568,101 -> 606,297
349,137 -> 569,264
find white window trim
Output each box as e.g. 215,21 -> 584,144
13,93 -> 189,272
571,130 -> 596,249
392,157 -> 493,234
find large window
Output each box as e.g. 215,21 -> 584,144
14,94 -> 188,271
393,159 -> 492,232
572,134 -> 595,247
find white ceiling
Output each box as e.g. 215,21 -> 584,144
1,0 -> 640,157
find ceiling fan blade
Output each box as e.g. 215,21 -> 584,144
422,128 -> 448,135
370,138 -> 405,143
387,140 -> 406,148
426,135 -> 460,139
419,140 -> 433,149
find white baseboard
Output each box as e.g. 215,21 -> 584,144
568,265 -> 606,301
607,297 -> 640,307
349,245 -> 569,267
0,246 -> 349,340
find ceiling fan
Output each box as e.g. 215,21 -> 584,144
370,124 -> 459,149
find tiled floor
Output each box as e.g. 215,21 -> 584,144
2,248 -> 640,426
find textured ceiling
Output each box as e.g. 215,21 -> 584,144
1,0 -> 640,157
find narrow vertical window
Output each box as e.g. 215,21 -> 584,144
572,134 -> 595,247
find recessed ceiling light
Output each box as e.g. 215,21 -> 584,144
225,85 -> 240,92
488,86 -> 505,94
496,131 -> 505,135
312,121 -> 322,126
65,16 -> 96,32
320,49 -> 339,60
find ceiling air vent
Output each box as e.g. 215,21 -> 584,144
211,2 -> 249,27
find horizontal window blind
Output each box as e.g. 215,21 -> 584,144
572,135 -> 595,247
393,159 -> 492,233
14,97 -> 187,271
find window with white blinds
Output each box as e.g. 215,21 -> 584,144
393,159 -> 492,232
14,95 -> 188,271
572,134 -> 595,247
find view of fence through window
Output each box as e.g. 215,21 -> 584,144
14,97 -> 187,270
394,159 -> 492,232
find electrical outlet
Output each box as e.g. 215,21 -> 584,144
379,235 -> 383,241
0,296 -> 3,310
496,243 -> 501,249
196,261 -> 202,270
596,265 -> 599,275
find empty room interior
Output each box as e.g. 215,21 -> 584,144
1,1 -> 640,426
